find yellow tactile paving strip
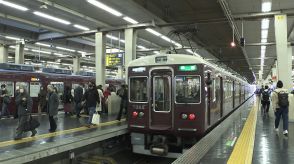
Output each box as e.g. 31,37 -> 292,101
227,102 -> 258,164
0,119 -> 126,148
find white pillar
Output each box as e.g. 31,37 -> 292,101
15,43 -> 24,64
73,57 -> 81,74
95,32 -> 106,86
117,66 -> 124,79
275,14 -> 292,90
0,45 -> 8,63
125,28 -> 137,83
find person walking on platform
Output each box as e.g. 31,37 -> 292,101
47,85 -> 59,133
63,86 -> 73,116
97,85 -> 104,114
83,82 -> 100,127
0,90 -> 10,119
271,80 -> 290,136
14,85 -> 36,140
74,84 -> 83,118
38,86 -> 47,114
116,84 -> 128,121
261,85 -> 271,116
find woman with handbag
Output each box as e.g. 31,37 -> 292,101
14,85 -> 36,140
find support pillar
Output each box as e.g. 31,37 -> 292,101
95,32 -> 106,86
0,45 -> 8,63
73,57 -> 81,74
15,43 -> 24,64
117,66 -> 124,79
124,28 -> 137,83
275,14 -> 292,89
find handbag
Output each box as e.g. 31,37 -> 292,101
91,112 -> 100,125
21,115 -> 40,132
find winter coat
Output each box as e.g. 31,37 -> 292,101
83,88 -> 99,108
47,92 -> 59,116
74,86 -> 83,103
15,92 -> 33,116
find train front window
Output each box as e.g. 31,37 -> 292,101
153,76 -> 171,112
129,77 -> 148,102
175,76 -> 201,104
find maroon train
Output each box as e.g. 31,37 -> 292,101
127,54 -> 253,157
0,63 -> 124,114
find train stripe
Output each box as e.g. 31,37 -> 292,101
227,101 -> 258,164
0,119 -> 126,148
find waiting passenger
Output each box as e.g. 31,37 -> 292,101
14,86 -> 36,140
63,86 -> 73,116
74,84 -> 84,118
117,84 -> 128,121
83,82 -> 100,127
0,90 -> 10,119
261,85 -> 271,116
47,85 -> 59,133
38,86 -> 47,114
97,85 -> 104,114
103,86 -> 111,114
271,80 -> 290,136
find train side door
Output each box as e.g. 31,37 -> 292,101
150,68 -> 173,130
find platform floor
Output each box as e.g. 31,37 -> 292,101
198,98 -> 254,164
0,112 -> 126,161
252,106 -> 294,164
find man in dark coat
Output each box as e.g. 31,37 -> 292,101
74,84 -> 83,118
83,82 -> 100,127
14,85 -> 36,140
47,85 -> 59,132
117,84 -> 128,121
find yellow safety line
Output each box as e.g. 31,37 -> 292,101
227,102 -> 258,164
0,119 -> 126,148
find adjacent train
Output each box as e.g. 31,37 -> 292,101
0,63 -> 124,114
127,54 -> 253,157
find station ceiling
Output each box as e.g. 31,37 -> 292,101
0,0 -> 294,82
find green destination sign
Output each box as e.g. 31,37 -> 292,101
179,65 -> 197,71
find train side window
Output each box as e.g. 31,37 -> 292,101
175,76 -> 201,104
50,82 -> 64,100
129,77 -> 148,102
30,82 -> 41,97
16,82 -> 29,95
0,81 -> 14,97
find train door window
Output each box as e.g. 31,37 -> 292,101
213,79 -> 216,102
129,77 -> 148,102
16,82 -> 29,95
30,82 -> 41,97
175,76 -> 201,104
50,82 -> 64,100
153,76 -> 171,112
0,81 -> 14,97
215,77 -> 221,101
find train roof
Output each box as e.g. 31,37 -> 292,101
128,54 -> 248,84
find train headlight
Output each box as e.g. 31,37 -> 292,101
132,111 -> 138,118
139,112 -> 144,117
181,113 -> 188,120
188,114 -> 196,120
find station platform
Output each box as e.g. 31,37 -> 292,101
0,113 -> 127,164
173,96 -> 294,164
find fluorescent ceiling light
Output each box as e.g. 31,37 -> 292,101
31,49 -> 51,54
261,30 -> 268,39
54,53 -> 63,56
173,42 -> 182,47
74,24 -> 90,31
261,38 -> 267,43
262,2 -> 272,12
186,49 -> 194,54
261,19 -> 270,30
119,40 -> 125,43
123,16 -> 138,24
9,46 -> 16,49
106,34 -> 119,40
56,46 -> 75,52
87,0 -> 122,17
77,51 -> 87,54
153,51 -> 160,54
106,48 -> 120,53
33,11 -> 71,25
24,48 -> 29,51
0,0 -> 29,11
145,28 -> 161,36
8,56 -> 14,59
138,45 -> 147,49
5,36 -> 21,40
161,36 -> 171,42
35,42 -> 51,47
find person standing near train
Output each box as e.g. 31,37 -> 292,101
74,84 -> 84,118
38,86 -> 47,114
83,82 -> 100,127
14,85 -> 36,140
0,90 -> 10,119
63,86 -> 73,116
47,85 -> 59,133
116,84 -> 128,121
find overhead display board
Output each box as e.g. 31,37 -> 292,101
106,53 -> 123,67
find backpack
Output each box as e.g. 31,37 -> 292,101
276,91 -> 289,108
262,91 -> 270,101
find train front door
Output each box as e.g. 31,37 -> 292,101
150,68 -> 173,130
